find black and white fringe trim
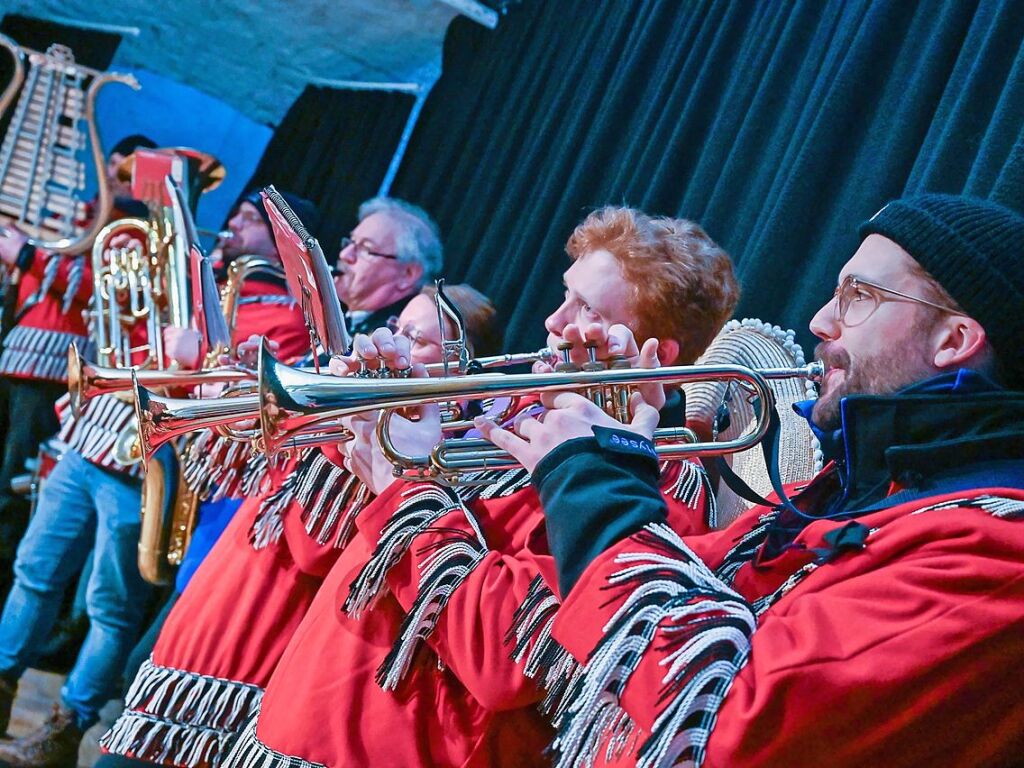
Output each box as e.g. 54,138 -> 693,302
99,657 -> 263,768
58,392 -> 141,476
63,254 -> 85,313
713,509 -> 779,586
0,326 -> 89,381
664,460 -> 718,529
343,486 -> 462,618
376,521 -> 488,691
251,450 -> 371,551
456,467 -> 533,503
182,431 -> 261,502
911,494 -> 1024,520
552,524 -> 755,768
240,453 -> 271,498
505,575 -> 581,716
222,713 -> 325,768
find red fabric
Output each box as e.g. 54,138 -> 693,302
281,445 -> 354,578
151,479 -> 334,686
252,460 -> 711,767
231,279 -> 310,361
14,249 -> 93,336
553,486 -> 1024,768
12,199 -> 137,340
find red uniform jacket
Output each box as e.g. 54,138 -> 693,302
100,445 -> 370,767
549,484 -> 1024,768
224,458 -> 715,768
0,247 -> 92,382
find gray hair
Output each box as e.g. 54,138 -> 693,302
358,197 -> 443,287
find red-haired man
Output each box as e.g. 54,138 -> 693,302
222,206 -> 739,767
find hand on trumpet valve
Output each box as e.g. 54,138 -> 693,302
538,323 -> 667,410
223,334 -> 277,368
330,328 -> 414,378
474,390 -> 660,475
339,365 -> 442,495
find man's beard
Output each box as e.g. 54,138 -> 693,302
811,339 -> 934,431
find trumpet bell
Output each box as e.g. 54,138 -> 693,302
132,370 -> 262,465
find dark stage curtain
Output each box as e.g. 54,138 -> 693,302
392,0 -> 1024,354
241,85 -> 416,254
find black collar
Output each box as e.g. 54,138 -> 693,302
835,381 -> 1024,512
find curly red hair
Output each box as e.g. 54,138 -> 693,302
566,207 -> 739,364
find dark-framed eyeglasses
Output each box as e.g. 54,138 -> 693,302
832,274 -> 961,327
339,235 -> 400,261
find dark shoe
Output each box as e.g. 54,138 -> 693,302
0,704 -> 82,767
0,677 -> 14,737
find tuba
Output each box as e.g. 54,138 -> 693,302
88,155 -> 219,373
0,34 -> 139,253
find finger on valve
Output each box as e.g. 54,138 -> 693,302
635,337 -> 666,410
369,327 -> 410,369
605,323 -> 641,360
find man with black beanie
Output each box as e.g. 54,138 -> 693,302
476,193 -> 1024,767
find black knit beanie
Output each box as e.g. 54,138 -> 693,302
243,189 -> 322,244
859,193 -> 1024,387
110,134 -> 157,157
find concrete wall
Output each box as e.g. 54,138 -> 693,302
5,0 -> 454,124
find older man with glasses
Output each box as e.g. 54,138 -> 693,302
333,197 -> 443,336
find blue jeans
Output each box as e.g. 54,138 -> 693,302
0,450 -> 150,728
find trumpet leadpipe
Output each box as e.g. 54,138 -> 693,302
67,343 -> 254,417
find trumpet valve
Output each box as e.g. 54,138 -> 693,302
582,341 -> 607,410
554,342 -> 579,373
608,354 -> 632,422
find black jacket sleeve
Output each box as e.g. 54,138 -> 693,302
532,429 -> 668,596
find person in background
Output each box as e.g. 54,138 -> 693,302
0,135 -> 155,582
96,283 -> 500,768
334,196 -> 443,336
223,206 -> 739,768
0,191 -> 317,767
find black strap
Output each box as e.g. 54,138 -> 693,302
715,401 -> 804,516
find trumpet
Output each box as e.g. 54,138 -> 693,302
67,343 -> 254,418
255,342 -> 823,483
132,346 -> 558,464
